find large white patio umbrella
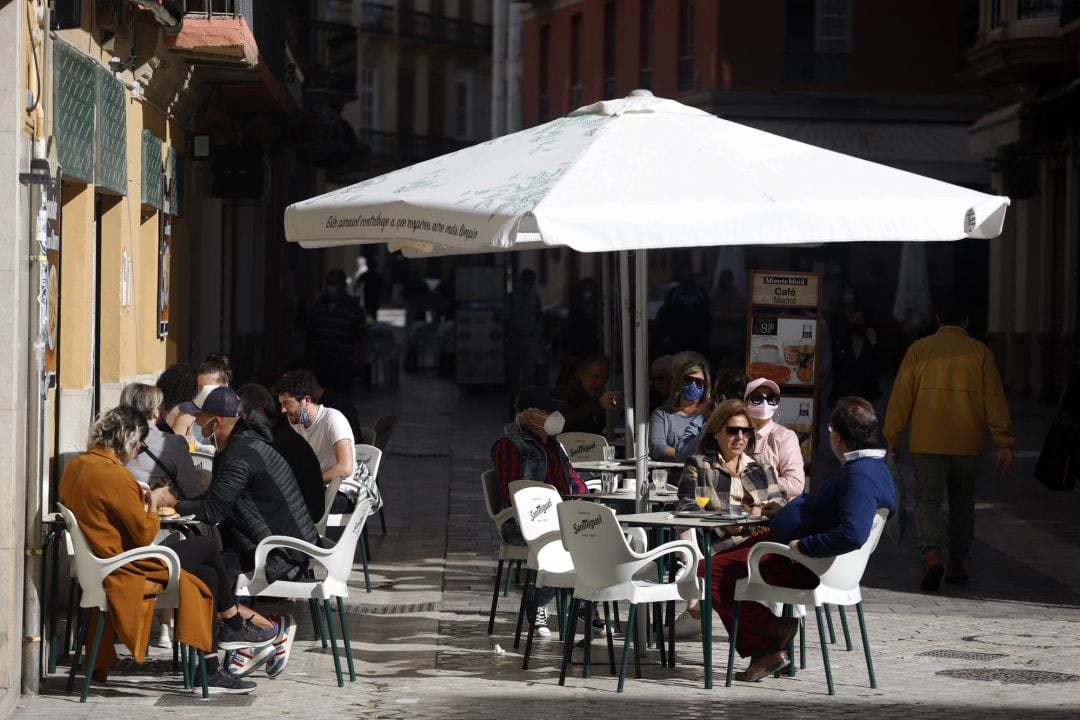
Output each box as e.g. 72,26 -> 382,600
284,91 -> 1010,511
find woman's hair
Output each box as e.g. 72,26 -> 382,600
87,406 -> 148,461
272,369 -> 319,401
699,399 -> 755,456
712,368 -> 746,402
665,359 -> 713,409
119,383 -> 164,421
196,359 -> 230,386
156,363 -> 196,412
829,396 -> 881,450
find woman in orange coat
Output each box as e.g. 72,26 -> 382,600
59,406 -> 276,691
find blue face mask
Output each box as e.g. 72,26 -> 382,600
679,381 -> 705,403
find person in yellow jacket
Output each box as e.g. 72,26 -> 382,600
884,298 -> 1014,592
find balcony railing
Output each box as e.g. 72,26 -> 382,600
1018,0 -> 1061,19
360,129 -> 468,164
361,2 -> 395,35
782,51 -> 851,84
305,21 -> 358,100
180,0 -> 242,17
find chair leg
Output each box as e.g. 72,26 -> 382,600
617,603 -> 637,693
655,602 -> 668,668
582,601 -> 594,679
514,573 -> 533,650
800,616 -> 807,669
503,560 -> 516,597
63,580 -> 79,656
172,634 -> 179,672
487,559 -> 504,635
612,600 -> 621,634
66,609 -> 87,694
725,601 -> 741,687
855,602 -> 877,688
180,644 -> 191,689
80,610 -> 106,703
323,599 -> 344,687
603,602 -> 616,675
197,650 -> 208,698
522,604 -> 537,670
632,609 -> 642,679
555,590 -> 565,641
814,605 -> 836,695
311,598 -> 328,647
561,591 -> 575,641
824,604 -> 837,644
783,604 -> 795,678
558,599 -> 581,686
378,506 -> 387,536
337,597 -> 357,682
358,532 -> 373,593
838,605 -> 853,651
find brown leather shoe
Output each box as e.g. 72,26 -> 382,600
945,559 -> 969,584
921,548 -> 944,591
774,616 -> 799,652
734,650 -> 790,682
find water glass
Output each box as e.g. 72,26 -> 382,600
602,446 -> 616,464
651,468 -> 669,492
600,472 -> 617,494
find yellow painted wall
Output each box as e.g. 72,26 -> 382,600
58,182 -> 94,390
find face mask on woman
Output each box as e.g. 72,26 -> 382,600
679,381 -> 705,403
746,403 -> 777,421
542,411 -> 566,436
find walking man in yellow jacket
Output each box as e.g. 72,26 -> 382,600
884,298 -> 1014,591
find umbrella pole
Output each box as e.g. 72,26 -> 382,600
601,253 -> 614,438
634,249 -> 649,515
618,251 -> 634,460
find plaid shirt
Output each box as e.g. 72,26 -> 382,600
490,433 -> 586,507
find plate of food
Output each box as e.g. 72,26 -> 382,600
747,361 -> 791,386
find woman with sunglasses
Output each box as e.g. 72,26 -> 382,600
648,359 -> 713,472
743,378 -> 805,498
673,399 -> 785,626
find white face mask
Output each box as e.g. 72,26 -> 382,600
195,418 -> 216,447
542,411 -> 565,436
746,403 -> 777,421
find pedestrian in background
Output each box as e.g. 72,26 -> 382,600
884,297 -> 1014,591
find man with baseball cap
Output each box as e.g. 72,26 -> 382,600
153,385 -> 317,678
490,385 -> 587,636
743,378 -> 805,499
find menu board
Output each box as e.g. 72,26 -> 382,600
43,168 -> 62,388
157,189 -> 171,339
746,270 -> 822,485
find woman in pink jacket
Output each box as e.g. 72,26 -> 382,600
744,378 -> 805,499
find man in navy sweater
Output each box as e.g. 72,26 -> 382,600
704,396 -> 896,682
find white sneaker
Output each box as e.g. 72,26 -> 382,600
673,611 -> 702,639
531,606 -> 552,638
225,643 -> 275,678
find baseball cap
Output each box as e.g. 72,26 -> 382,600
513,386 -> 567,414
177,385 -> 241,417
744,378 -> 781,399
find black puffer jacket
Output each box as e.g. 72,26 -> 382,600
177,419 -> 319,582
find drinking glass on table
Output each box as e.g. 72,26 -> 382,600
694,481 -> 712,511
602,446 -> 616,464
651,468 -> 669,493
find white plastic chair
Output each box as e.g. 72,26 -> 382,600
480,469 -> 530,634
355,442 -> 387,535
190,451 -> 214,475
556,501 -> 702,693
235,498 -> 374,688
510,481 -> 577,667
57,503 -> 208,701
726,508 -> 890,694
556,432 -> 609,462
318,471 -> 374,593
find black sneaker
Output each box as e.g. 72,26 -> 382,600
218,619 -> 280,650
193,667 -> 257,694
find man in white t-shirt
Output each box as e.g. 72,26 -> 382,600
274,369 -> 355,483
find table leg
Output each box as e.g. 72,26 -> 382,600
701,531 -> 713,689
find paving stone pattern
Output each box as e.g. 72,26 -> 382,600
15,375 -> 1080,720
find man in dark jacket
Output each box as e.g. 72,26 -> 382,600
236,383 -> 326,525
553,355 -> 620,434
161,386 -> 319,582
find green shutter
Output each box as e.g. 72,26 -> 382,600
52,39 -> 96,184
141,130 -> 164,210
168,146 -> 184,216
95,67 -> 127,195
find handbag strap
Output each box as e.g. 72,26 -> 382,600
142,445 -> 178,486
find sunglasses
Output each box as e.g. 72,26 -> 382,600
723,426 -> 754,437
682,377 -> 706,388
747,393 -> 781,406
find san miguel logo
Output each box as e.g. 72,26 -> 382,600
574,442 -> 597,455
530,499 -> 553,520
573,515 -> 603,534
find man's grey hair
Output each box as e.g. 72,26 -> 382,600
236,383 -> 278,420
650,355 -> 674,376
119,383 -> 163,421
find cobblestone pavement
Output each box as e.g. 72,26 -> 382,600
15,375 -> 1080,720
